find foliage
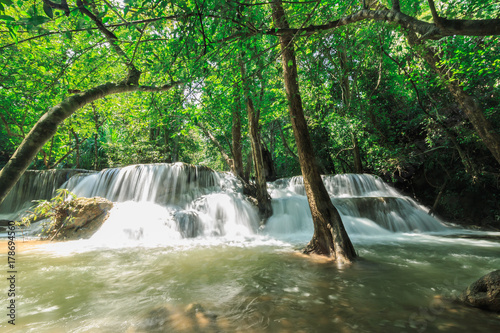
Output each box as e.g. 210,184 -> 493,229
20,189 -> 77,238
1,0 -> 499,225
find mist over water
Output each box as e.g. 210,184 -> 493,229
1,163 -> 499,332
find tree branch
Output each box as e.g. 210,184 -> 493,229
392,0 -> 400,12
76,0 -> 136,77
0,112 -> 24,139
0,79 -> 181,205
427,0 -> 441,26
41,0 -> 70,16
196,122 -> 233,169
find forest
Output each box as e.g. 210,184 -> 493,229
2,0 -> 499,228
1,0 -> 500,331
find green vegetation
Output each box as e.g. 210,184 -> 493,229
21,189 -> 76,238
1,0 -> 499,227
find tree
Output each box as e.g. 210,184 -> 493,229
271,0 -> 357,263
1,0 -> 499,235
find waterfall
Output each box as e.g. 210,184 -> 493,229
266,174 -> 448,239
1,165 -> 451,243
0,169 -> 93,220
63,163 -> 222,206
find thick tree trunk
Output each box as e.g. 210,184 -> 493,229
407,32 -> 500,166
247,98 -> 273,221
239,60 -> 273,222
271,0 -> 356,263
0,81 -> 179,205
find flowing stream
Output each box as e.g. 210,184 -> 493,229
1,163 -> 499,332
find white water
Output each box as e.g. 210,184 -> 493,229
0,163 -> 461,247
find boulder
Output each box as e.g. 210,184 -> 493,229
174,211 -> 203,238
459,270 -> 500,312
45,197 -> 113,240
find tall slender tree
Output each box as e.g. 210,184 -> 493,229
271,0 -> 356,263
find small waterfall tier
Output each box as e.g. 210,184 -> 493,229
0,169 -> 93,220
64,163 -> 225,207
266,174 -> 448,237
1,163 -> 257,241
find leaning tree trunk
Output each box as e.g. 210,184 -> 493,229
407,32 -> 500,166
0,81 -> 179,205
271,0 -> 356,263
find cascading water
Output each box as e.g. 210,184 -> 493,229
266,174 -> 448,242
0,169 -> 93,221
62,163 -> 259,244
1,165 -> 450,242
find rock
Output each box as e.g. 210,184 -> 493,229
47,197 -> 113,240
135,303 -> 218,332
459,270 -> 500,312
174,211 -> 203,238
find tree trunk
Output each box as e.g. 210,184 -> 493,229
271,0 -> 356,263
351,132 -> 363,173
338,43 -> 351,109
231,84 -> 244,179
239,60 -> 273,222
0,81 -> 179,205
244,153 -> 252,184
407,32 -> 500,166
71,129 -> 81,169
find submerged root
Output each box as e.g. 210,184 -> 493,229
302,237 -> 356,265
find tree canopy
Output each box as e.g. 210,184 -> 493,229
1,0 -> 499,226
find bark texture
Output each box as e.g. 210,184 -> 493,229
231,89 -> 244,179
272,0 -> 356,263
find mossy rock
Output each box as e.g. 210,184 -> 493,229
46,197 -> 113,241
459,270 -> 500,312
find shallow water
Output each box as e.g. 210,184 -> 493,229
2,233 -> 500,333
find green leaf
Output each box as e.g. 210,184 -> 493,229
43,2 -> 54,19
29,15 -> 50,26
287,60 -> 293,67
0,0 -> 14,5
0,15 -> 15,21
76,17 -> 86,29
7,24 -> 18,43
